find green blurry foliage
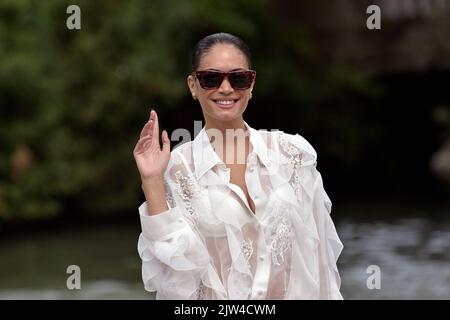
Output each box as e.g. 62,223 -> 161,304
0,0 -> 379,220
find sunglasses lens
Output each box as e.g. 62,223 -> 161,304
198,72 -> 223,89
229,72 -> 254,89
196,71 -> 255,89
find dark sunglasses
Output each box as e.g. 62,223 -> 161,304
193,70 -> 256,90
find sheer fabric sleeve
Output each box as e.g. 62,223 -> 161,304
289,133 -> 344,299
136,150 -> 211,299
310,165 -> 344,299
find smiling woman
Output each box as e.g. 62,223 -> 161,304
132,32 -> 344,300
187,35 -> 255,129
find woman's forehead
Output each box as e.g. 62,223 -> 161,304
198,44 -> 249,70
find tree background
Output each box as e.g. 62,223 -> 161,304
1,0 -> 449,223
1,0 -> 450,300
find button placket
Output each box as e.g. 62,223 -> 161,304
247,153 -> 257,173
250,226 -> 270,299
245,154 -> 267,221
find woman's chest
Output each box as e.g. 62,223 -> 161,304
226,163 -> 256,215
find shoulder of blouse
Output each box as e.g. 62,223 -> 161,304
263,130 -> 318,167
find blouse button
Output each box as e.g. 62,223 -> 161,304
259,255 -> 265,261
258,289 -> 265,296
248,166 -> 255,173
178,218 -> 183,223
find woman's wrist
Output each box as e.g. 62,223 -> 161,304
141,174 -> 164,186
141,175 -> 169,215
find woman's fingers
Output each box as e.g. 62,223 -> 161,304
137,109 -> 163,152
140,109 -> 156,139
151,110 -> 160,146
134,136 -> 152,154
148,108 -> 153,121
162,130 -> 170,154
140,120 -> 152,139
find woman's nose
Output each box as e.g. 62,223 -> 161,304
218,77 -> 233,93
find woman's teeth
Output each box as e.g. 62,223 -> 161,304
216,100 -> 234,105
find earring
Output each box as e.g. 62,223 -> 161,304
192,94 -> 197,100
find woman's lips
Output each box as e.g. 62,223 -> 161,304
213,99 -> 239,109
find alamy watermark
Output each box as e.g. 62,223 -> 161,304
66,265 -> 81,290
167,120 -> 285,167
366,264 -> 381,290
367,5 -> 381,30
66,5 -> 81,30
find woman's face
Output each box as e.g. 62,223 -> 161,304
187,43 -> 255,125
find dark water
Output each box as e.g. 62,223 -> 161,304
0,203 -> 449,299
339,217 -> 450,299
0,223 -> 152,299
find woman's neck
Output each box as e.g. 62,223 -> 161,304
204,117 -> 247,136
204,117 -> 250,164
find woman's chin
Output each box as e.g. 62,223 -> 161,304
203,101 -> 247,123
208,111 -> 241,123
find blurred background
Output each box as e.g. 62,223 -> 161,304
1,0 -> 449,299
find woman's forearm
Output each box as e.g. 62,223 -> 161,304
141,176 -> 169,215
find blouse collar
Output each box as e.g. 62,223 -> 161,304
192,121 -> 275,180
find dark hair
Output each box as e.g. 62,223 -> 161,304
191,32 -> 252,71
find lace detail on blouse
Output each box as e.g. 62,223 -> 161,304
278,133 -> 304,202
196,282 -> 207,300
174,170 -> 199,222
241,239 -> 254,267
267,202 -> 293,266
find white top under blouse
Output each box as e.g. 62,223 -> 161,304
137,121 -> 344,299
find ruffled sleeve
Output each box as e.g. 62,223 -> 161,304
284,132 -> 344,299
310,164 -> 344,299
136,150 -> 212,299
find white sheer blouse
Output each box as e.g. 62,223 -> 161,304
137,121 -> 344,299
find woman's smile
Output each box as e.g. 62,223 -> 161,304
212,98 -> 240,109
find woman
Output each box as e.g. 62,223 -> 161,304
133,33 -> 343,299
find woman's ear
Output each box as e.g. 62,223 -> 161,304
187,74 -> 197,98
249,77 -> 254,99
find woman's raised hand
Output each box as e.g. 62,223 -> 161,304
133,109 -> 171,181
